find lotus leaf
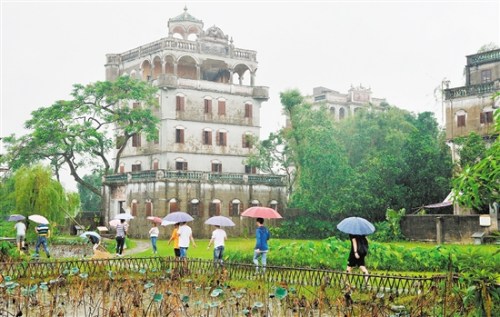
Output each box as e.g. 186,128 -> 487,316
139,268 -> 146,274
70,267 -> 79,275
211,288 -> 223,297
181,295 -> 189,303
144,282 -> 155,289
253,301 -> 264,308
275,287 -> 287,299
79,273 -> 89,279
153,293 -> 163,302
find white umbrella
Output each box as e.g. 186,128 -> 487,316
79,231 -> 101,239
115,213 -> 134,220
8,214 -> 26,222
28,214 -> 49,224
162,211 -> 193,223
205,216 -> 235,227
161,220 -> 177,226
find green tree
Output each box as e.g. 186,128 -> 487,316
245,131 -> 296,196
78,172 -> 102,212
455,132 -> 487,168
453,104 -> 499,209
11,165 -> 80,225
273,91 -> 452,238
1,76 -> 159,198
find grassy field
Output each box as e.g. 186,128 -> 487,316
131,237 -> 498,261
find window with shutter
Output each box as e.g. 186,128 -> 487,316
131,163 -> 141,172
145,202 -> 152,217
176,96 -> 185,111
131,202 -> 138,216
218,100 -> 226,115
175,129 -> 184,143
132,133 -> 141,147
204,99 -> 212,114
212,163 -> 222,173
244,103 -> 252,118
457,115 -> 466,127
203,130 -> 212,145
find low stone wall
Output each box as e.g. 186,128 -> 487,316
401,214 -> 482,243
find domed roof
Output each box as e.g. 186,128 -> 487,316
169,6 -> 203,24
205,26 -> 227,40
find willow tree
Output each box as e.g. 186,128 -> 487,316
11,165 -> 80,225
2,76 -> 159,198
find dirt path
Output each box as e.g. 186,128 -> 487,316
127,239 -> 151,255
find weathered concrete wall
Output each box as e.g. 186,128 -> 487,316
401,214 -> 484,243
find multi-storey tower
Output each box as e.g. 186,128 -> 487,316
444,49 -> 500,162
102,8 -> 286,237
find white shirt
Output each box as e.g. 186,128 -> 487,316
149,227 -> 159,237
15,222 -> 26,236
177,225 -> 192,248
211,228 -> 227,248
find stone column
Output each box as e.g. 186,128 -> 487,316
196,65 -> 200,80
436,216 -> 443,244
250,71 -> 255,87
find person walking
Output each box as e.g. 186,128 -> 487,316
207,225 -> 227,269
115,219 -> 128,256
34,223 -> 50,258
346,234 -> 370,283
149,222 -> 159,255
253,217 -> 270,274
14,220 -> 26,252
177,222 -> 196,274
167,223 -> 180,257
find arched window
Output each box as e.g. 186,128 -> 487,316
209,199 -> 221,217
131,200 -> 138,217
189,198 -> 201,216
339,107 -> 346,120
230,199 -> 241,216
269,200 -> 278,211
175,157 -> 187,171
169,198 -> 179,213
145,201 -> 153,217
251,199 -> 260,207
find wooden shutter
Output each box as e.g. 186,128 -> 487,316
131,203 -> 138,216
145,202 -> 152,217
218,100 -> 226,115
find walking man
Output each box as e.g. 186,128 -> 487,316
253,218 -> 270,274
35,222 -> 50,258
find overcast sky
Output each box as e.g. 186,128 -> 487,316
1,0 -> 499,189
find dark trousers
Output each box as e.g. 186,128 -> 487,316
116,236 -> 125,255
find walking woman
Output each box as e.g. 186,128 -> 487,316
115,219 -> 127,256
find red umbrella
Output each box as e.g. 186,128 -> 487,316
147,216 -> 162,224
241,207 -> 283,219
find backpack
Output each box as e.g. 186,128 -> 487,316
357,236 -> 369,256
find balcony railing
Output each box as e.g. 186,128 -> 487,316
120,38 -> 256,63
104,170 -> 286,186
466,49 -> 500,66
444,81 -> 497,100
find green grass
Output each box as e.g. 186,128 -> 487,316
132,238 -> 256,258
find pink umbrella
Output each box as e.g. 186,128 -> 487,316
241,207 -> 283,219
109,219 -> 120,227
147,216 -> 162,224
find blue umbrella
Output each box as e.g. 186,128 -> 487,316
79,231 -> 101,240
8,214 -> 26,222
337,217 -> 375,235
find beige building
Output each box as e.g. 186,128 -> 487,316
102,8 -> 286,237
444,49 -> 499,146
310,85 -> 386,121
443,49 -> 499,221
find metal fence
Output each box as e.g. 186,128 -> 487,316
0,257 -> 444,295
